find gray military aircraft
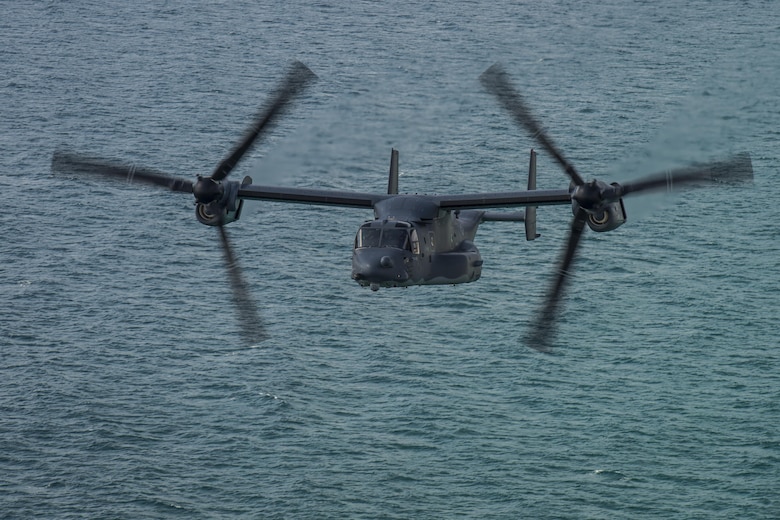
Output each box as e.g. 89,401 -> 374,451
52,62 -> 754,351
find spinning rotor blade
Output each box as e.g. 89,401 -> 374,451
217,223 -> 267,344
526,208 -> 588,352
480,63 -> 585,186
50,62 -> 321,346
210,60 -> 317,182
620,152 -> 753,197
52,150 -> 193,193
480,67 -> 754,352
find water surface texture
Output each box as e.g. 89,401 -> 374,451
2,1 -> 779,518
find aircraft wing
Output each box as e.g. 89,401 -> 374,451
433,189 -> 571,210
238,186 -> 572,211
237,184 -> 389,209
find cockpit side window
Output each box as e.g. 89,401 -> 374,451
410,229 -> 420,255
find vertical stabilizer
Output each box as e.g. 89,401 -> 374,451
387,148 -> 399,195
525,149 -> 540,240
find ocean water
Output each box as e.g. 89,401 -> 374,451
2,1 -> 780,517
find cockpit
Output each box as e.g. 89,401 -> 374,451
355,220 -> 420,254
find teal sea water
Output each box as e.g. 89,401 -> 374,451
2,1 -> 780,517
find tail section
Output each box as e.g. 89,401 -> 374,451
479,149 -> 542,240
387,148 -> 399,195
525,149 -> 540,241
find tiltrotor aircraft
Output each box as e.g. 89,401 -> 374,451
52,61 -> 753,351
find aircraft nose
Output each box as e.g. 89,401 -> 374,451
351,249 -> 409,286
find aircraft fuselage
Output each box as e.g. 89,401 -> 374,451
351,195 -> 485,290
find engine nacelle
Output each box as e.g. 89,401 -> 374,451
585,199 -> 627,232
195,180 -> 245,226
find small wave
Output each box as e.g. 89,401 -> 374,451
592,468 -> 631,481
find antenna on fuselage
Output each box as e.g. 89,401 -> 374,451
387,148 -> 399,195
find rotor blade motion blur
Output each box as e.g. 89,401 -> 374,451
52,150 -> 194,193
526,209 -> 588,352
210,60 -> 317,182
620,152 -> 753,197
480,63 -> 585,186
51,62 -> 319,346
218,223 -> 267,343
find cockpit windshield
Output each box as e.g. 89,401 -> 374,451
355,222 -> 416,252
380,229 -> 409,249
357,227 -> 382,248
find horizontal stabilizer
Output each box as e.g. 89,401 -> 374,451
482,211 -> 525,222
